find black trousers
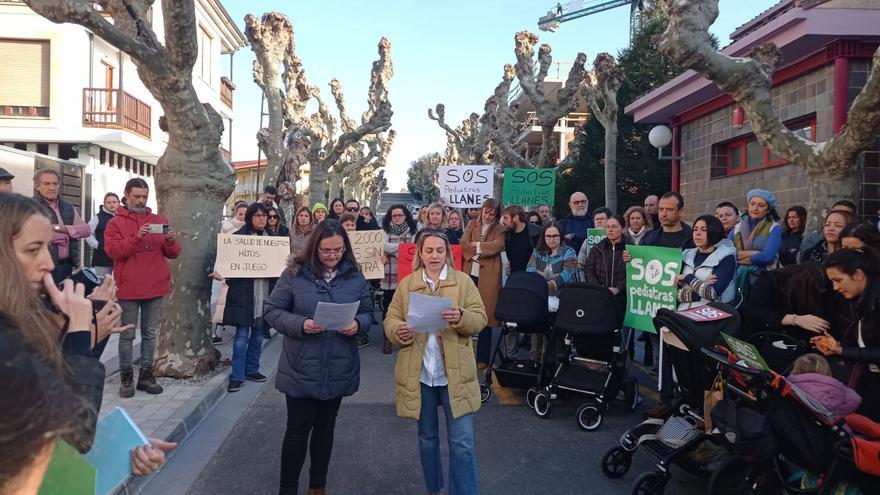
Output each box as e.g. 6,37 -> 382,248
279,395 -> 343,494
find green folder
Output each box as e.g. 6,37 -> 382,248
38,439 -> 97,495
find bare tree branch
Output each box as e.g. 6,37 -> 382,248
428,103 -> 465,153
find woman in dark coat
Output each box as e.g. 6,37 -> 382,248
211,203 -> 276,392
583,215 -> 627,323
264,220 -> 374,495
267,206 -> 290,237
779,206 -> 806,266
86,192 -> 120,276
813,248 -> 880,420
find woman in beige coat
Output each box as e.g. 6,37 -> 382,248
384,230 -> 487,495
460,198 -> 504,368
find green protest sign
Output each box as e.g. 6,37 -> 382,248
39,440 -> 96,495
721,332 -> 770,371
502,168 -> 556,206
623,245 -> 682,333
586,228 -> 606,254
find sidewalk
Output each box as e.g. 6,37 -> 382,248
104,325 -> 281,494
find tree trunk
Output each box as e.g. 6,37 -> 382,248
329,174 -> 342,202
806,167 -> 861,231
604,114 -> 619,213
153,141 -> 233,377
309,165 -> 329,206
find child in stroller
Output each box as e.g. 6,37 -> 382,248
530,282 -> 640,432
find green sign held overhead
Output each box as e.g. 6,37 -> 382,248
502,168 -> 556,207
623,245 -> 682,333
586,228 -> 607,254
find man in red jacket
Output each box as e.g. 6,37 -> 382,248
105,178 -> 181,398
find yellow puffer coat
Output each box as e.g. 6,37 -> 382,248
383,268 -> 487,420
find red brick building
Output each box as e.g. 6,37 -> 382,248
626,0 -> 880,219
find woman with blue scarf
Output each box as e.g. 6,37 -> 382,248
730,189 -> 782,299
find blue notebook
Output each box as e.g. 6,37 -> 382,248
83,407 -> 149,495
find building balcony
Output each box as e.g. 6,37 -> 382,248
82,88 -> 151,139
220,77 -> 234,109
514,112 -> 588,144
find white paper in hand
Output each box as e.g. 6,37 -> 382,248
313,301 -> 360,331
408,293 -> 453,333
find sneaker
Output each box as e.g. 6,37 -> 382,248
228,380 -> 244,393
136,367 -> 164,395
357,335 -> 371,349
119,369 -> 135,398
644,402 -> 674,419
245,372 -> 267,383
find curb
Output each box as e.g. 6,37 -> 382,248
113,334 -> 281,495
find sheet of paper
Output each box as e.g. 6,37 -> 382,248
313,301 -> 360,331
408,293 -> 453,333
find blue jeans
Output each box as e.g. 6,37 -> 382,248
418,383 -> 479,495
231,324 -> 264,382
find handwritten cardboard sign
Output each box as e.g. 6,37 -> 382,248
439,165 -> 494,208
397,243 -> 463,283
349,230 -> 385,280
215,233 -> 289,278
502,167 -> 556,206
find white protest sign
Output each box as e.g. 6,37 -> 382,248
438,165 -> 494,208
215,233 -> 290,278
348,230 -> 385,280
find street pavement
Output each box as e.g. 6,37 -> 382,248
144,329 -> 708,495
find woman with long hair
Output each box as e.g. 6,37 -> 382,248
211,203 -> 276,392
384,229 -> 486,495
623,206 -> 652,246
779,205 -> 807,266
380,205 -> 418,354
86,192 -> 120,276
803,209 -> 856,263
461,199 -> 504,369
676,215 -> 737,309
812,248 -> 880,419
420,202 -> 447,233
290,206 -> 314,258
222,201 -> 248,234
731,189 -> 783,298
526,222 -> 577,361
0,192 -> 174,469
267,206 -> 290,237
264,220 -> 374,495
327,198 -> 345,221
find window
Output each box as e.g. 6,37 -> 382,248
0,39 -> 50,117
196,25 -> 213,85
722,117 -> 816,176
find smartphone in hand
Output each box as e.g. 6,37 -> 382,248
148,224 -> 169,234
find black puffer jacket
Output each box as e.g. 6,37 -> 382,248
222,226 -> 277,327
263,259 -> 373,400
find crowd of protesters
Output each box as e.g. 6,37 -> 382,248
3,166 -> 880,495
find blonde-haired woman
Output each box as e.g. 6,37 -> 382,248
384,229 -> 487,495
290,206 -> 314,258
623,206 -> 652,246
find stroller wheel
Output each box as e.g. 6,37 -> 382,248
479,383 -> 491,403
526,387 -> 538,409
533,392 -> 551,418
625,378 -> 641,412
576,401 -> 603,431
601,446 -> 632,479
631,472 -> 667,495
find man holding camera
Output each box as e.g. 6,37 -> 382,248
105,178 -> 181,398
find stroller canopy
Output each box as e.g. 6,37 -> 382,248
495,271 -> 550,330
653,302 -> 741,353
554,283 -> 621,336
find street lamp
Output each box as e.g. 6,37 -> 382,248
648,125 -> 682,160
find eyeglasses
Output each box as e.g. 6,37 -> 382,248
318,247 -> 346,256
571,200 -> 587,206
391,213 -> 405,218
268,215 -> 279,219
347,207 -> 359,212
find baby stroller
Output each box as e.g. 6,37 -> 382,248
600,302 -> 741,494
531,283 -> 639,432
701,347 -> 880,495
480,271 -> 551,403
